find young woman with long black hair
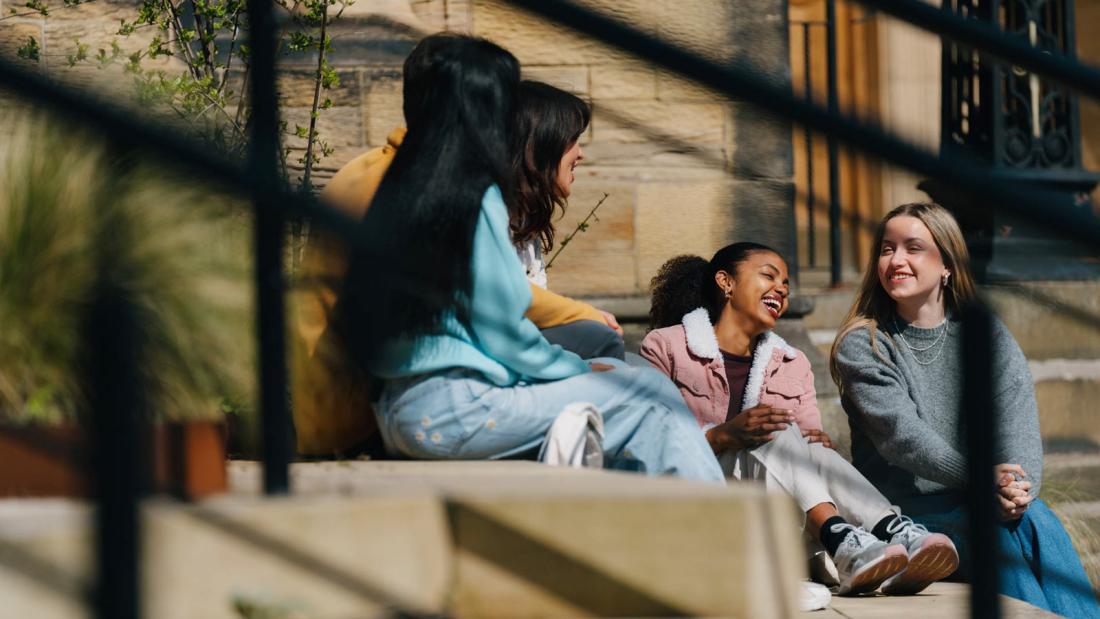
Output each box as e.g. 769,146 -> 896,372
334,35 -> 722,481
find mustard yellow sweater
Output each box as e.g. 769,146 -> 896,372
291,127 -> 605,455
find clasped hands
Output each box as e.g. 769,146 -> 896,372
704,404 -> 834,453
994,463 -> 1033,522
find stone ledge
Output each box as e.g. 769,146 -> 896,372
0,461 -> 806,619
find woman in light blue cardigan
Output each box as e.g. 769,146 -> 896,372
334,34 -> 722,482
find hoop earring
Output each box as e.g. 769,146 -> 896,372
941,273 -> 951,288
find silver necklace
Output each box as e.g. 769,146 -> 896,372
892,316 -> 950,365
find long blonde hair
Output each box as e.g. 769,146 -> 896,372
829,202 -> 978,387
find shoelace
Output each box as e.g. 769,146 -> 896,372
829,522 -> 877,550
884,515 -> 929,544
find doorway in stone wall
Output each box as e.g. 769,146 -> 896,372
788,0 -> 884,287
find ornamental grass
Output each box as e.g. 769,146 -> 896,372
0,111 -> 253,424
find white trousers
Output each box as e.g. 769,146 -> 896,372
720,423 -> 896,529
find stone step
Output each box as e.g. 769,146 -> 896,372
803,581 -> 1059,618
0,461 -> 806,619
1033,367 -> 1100,453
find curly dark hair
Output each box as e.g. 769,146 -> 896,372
648,242 -> 780,330
648,255 -> 709,330
508,80 -> 591,252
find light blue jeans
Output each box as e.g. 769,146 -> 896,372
375,359 -> 724,483
913,499 -> 1098,617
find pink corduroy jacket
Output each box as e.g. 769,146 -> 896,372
640,307 -> 823,432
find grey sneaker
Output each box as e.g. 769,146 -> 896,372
831,523 -> 909,595
880,516 -> 959,595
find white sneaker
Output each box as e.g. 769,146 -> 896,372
799,581 -> 832,611
830,523 -> 909,595
879,516 -> 959,595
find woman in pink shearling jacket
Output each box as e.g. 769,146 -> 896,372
641,306 -> 822,435
640,243 -> 958,596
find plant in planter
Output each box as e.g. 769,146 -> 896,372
0,111 -> 253,499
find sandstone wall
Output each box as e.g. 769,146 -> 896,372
0,0 -> 793,296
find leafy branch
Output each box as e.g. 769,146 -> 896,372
18,0 -> 351,279
16,36 -> 40,62
546,193 -> 609,270
2,0 -> 87,20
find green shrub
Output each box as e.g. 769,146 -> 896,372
0,111 -> 253,424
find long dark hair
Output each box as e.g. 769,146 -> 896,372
509,80 -> 590,252
649,242 -> 779,329
402,32 -> 466,125
336,35 -> 520,366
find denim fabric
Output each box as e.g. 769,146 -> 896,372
540,320 -> 625,361
376,359 -> 725,483
913,499 -> 1098,617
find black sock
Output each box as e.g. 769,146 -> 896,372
872,514 -> 900,541
819,515 -> 849,556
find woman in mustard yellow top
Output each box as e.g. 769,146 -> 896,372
291,36 -> 622,456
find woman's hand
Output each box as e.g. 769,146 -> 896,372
598,310 -> 624,336
705,405 -> 794,453
993,463 -> 1033,522
802,428 -> 834,449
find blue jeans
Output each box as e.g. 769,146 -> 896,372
375,359 -> 724,483
541,320 -> 625,361
913,499 -> 1097,617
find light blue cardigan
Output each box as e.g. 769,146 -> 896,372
371,185 -> 591,386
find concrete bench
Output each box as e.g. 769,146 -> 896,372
0,461 -> 1055,618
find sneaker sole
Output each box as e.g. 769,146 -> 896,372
881,539 -> 960,596
838,545 -> 909,596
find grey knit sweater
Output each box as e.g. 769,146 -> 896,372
834,314 -> 1042,514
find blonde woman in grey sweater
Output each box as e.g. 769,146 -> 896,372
831,203 -> 1096,616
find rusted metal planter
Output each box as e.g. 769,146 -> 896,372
0,421 -> 227,500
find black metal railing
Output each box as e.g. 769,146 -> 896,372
246,0 -> 292,497
788,9 -> 846,287
3,0 -> 1100,617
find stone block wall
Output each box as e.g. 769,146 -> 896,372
0,0 -> 793,297
470,0 -> 793,295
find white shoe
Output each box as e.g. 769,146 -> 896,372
799,581 -> 832,611
879,516 -> 959,595
831,523 -> 908,595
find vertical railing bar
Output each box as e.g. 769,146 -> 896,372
803,21 -> 817,269
826,0 -> 842,286
90,281 -> 141,619
247,0 -> 291,495
962,302 -> 1000,619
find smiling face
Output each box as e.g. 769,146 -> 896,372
555,139 -> 584,198
717,251 -> 790,334
877,215 -> 950,312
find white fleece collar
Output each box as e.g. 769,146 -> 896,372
680,307 -> 798,410
682,308 -> 723,360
